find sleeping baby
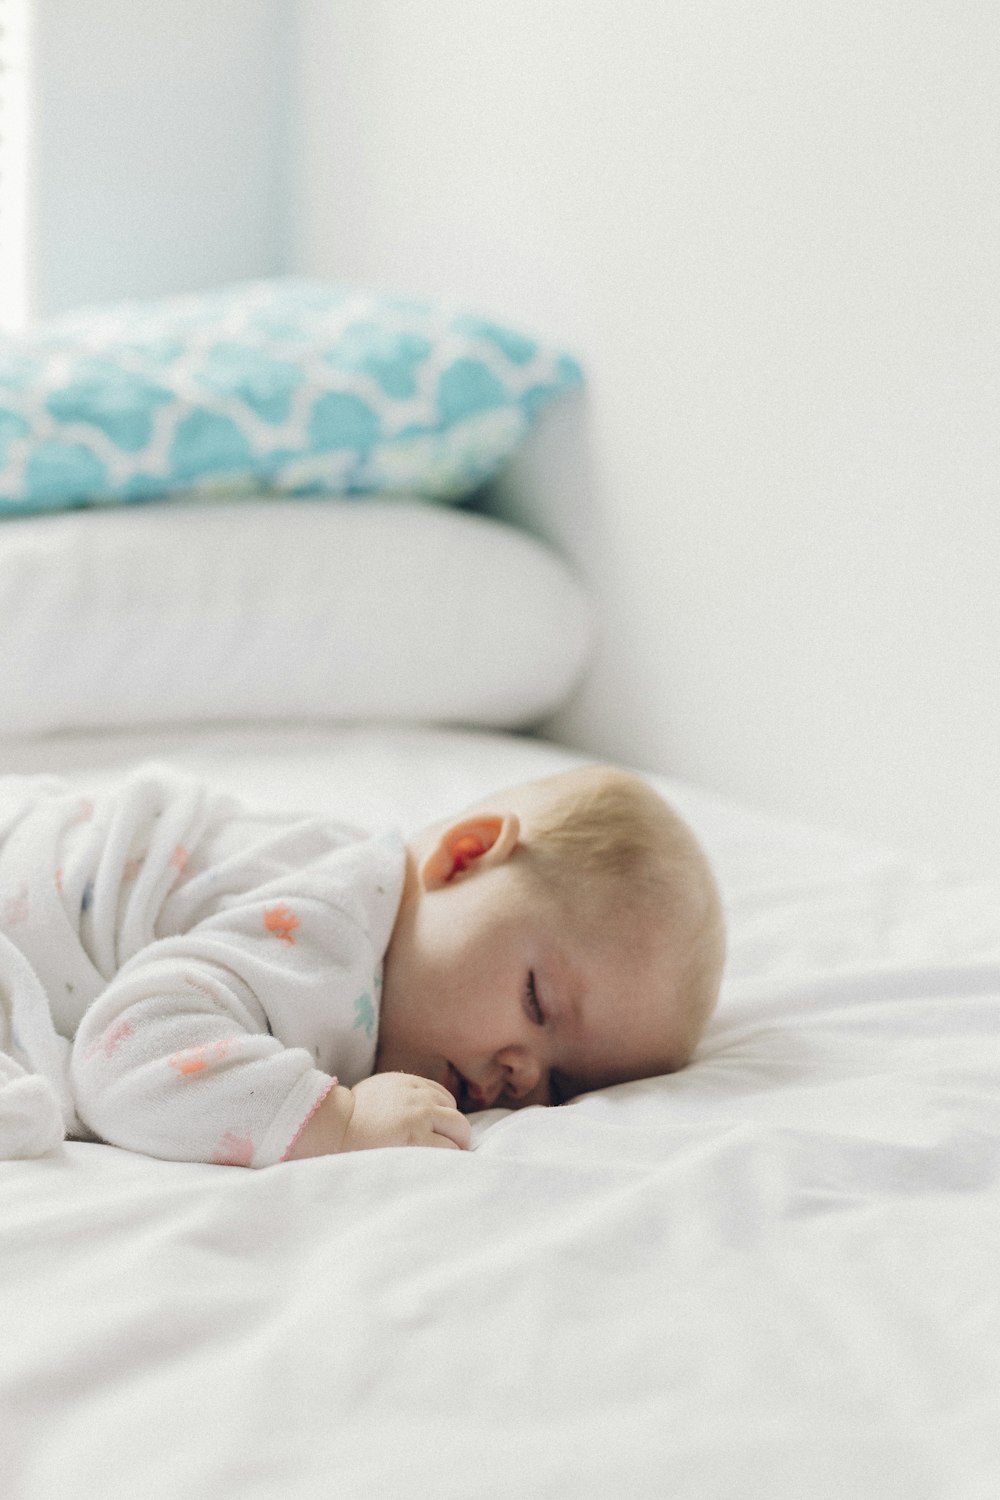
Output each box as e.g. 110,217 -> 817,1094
0,763 -> 725,1164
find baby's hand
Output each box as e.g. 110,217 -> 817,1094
342,1073 -> 472,1153
284,1073 -> 471,1158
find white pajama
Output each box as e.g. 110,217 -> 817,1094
0,767 -> 405,1165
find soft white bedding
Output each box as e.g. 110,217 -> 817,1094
1,723 -> 998,1500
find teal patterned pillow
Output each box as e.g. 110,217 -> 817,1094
0,279 -> 583,515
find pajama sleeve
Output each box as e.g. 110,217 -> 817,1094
69,884 -> 382,1167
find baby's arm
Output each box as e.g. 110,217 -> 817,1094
71,943 -> 336,1166
284,1074 -> 471,1158
70,831 -> 472,1163
71,938 -> 470,1165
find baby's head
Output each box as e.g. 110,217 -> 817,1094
376,764 -> 725,1111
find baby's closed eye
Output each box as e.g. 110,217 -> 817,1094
524,971 -> 545,1025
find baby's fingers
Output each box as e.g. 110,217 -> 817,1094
431,1105 -> 472,1151
417,1077 -> 461,1107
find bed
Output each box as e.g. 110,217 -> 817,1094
2,286 -> 999,1499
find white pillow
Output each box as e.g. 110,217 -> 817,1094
0,498 -> 594,735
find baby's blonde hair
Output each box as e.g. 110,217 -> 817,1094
517,765 -> 726,1066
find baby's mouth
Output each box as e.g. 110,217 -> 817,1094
446,1063 -> 483,1113
448,1065 -> 496,1114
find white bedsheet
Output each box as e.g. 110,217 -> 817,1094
1,724 -> 997,1500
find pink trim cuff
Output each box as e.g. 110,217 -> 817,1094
279,1077 -> 338,1162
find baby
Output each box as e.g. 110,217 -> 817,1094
0,762 -> 725,1165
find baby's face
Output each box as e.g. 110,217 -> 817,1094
376,849 -> 684,1112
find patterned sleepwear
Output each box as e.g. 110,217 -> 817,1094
0,767 -> 405,1166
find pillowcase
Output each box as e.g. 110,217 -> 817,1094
0,279 -> 582,516
0,498 -> 594,735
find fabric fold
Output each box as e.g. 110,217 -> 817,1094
0,931 -> 77,1158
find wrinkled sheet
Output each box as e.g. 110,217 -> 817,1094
1,724 -> 998,1500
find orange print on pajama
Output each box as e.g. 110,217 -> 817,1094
264,903 -> 300,944
167,1039 -> 231,1076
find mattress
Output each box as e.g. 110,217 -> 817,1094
1,722 -> 998,1500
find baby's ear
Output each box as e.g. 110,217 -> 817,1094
420,813 -> 521,890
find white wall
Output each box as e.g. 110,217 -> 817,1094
292,0 -> 1000,874
0,0 -> 32,329
28,0 -> 294,317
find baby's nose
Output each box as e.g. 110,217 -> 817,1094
497,1047 -> 542,1101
